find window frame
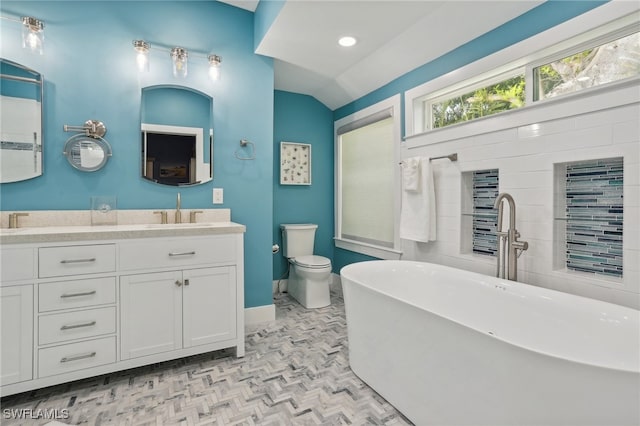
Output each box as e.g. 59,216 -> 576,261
405,3 -> 640,138
334,94 -> 402,260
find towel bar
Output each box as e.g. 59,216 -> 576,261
399,153 -> 457,165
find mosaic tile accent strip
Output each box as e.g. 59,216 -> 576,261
1,293 -> 412,426
565,158 -> 623,277
473,169 -> 499,256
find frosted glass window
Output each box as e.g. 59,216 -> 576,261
339,117 -> 394,247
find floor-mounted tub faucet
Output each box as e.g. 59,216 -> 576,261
494,193 -> 528,281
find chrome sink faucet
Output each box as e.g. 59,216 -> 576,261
494,193 -> 528,281
175,192 -> 182,224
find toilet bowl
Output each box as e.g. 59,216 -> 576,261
280,224 -> 332,309
287,255 -> 332,309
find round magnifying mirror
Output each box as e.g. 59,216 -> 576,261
63,134 -> 112,172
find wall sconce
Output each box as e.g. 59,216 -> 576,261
208,55 -> 222,81
0,15 -> 45,54
22,17 -> 45,54
133,40 -> 150,72
133,39 -> 221,82
171,47 -> 188,78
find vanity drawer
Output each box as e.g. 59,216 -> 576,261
1,248 -> 35,282
39,307 -> 116,346
38,336 -> 115,378
119,235 -> 236,271
39,244 -> 116,278
39,277 -> 116,312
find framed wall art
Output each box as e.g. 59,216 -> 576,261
280,142 -> 311,185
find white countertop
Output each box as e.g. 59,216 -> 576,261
0,221 -> 246,244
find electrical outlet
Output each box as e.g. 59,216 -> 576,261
213,188 -> 223,204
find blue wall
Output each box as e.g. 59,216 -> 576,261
273,91 -> 334,279
0,1 -> 274,309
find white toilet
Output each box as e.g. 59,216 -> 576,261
280,224 -> 332,308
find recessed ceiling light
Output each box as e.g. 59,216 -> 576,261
338,36 -> 357,47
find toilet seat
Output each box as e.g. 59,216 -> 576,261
293,255 -> 331,269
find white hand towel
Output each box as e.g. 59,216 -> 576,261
402,157 -> 421,192
400,157 -> 437,242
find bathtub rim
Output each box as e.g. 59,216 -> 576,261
340,259 -> 640,374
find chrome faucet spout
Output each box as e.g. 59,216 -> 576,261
494,192 -> 528,281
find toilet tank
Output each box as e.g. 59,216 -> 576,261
280,224 -> 318,258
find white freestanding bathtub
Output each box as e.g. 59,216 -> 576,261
340,260 -> 640,426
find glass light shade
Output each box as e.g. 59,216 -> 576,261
208,55 -> 221,81
22,16 -> 44,55
171,47 -> 188,78
133,40 -> 150,72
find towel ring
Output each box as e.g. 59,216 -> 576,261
234,139 -> 255,160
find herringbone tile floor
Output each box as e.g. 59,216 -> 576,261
1,292 -> 412,425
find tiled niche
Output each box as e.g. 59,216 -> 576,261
461,169 -> 499,256
553,157 -> 624,278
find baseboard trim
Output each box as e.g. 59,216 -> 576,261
244,304 -> 276,325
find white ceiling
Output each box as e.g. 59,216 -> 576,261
220,0 -> 544,110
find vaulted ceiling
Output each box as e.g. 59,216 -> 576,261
220,0 -> 544,109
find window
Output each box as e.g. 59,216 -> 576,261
334,95 -> 401,259
407,10 -> 639,136
533,31 -> 640,101
425,72 -> 524,131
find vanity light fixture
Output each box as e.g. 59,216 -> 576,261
208,54 -> 222,81
133,40 -> 150,72
171,47 -> 188,78
132,39 -> 221,81
0,14 -> 45,54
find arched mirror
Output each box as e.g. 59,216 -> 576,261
141,85 -> 213,186
0,58 -> 43,183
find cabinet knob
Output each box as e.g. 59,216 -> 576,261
184,279 -> 190,286
175,280 -> 182,287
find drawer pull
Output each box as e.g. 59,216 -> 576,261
60,321 -> 97,331
60,290 -> 97,299
168,251 -> 196,257
60,351 -> 96,363
60,257 -> 96,264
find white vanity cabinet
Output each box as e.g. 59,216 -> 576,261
1,285 -> 34,386
0,225 -> 245,397
121,267 -> 236,359
0,247 -> 35,387
35,243 -> 118,380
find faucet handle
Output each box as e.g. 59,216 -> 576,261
153,211 -> 168,224
189,210 -> 203,223
9,212 -> 29,229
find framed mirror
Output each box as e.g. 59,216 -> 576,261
141,85 -> 213,186
0,58 -> 43,183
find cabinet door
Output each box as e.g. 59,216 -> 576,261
183,267 -> 236,348
120,271 -> 182,360
1,285 -> 33,385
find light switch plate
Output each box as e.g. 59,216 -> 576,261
213,188 -> 223,204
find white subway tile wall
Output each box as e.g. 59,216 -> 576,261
402,95 -> 639,309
